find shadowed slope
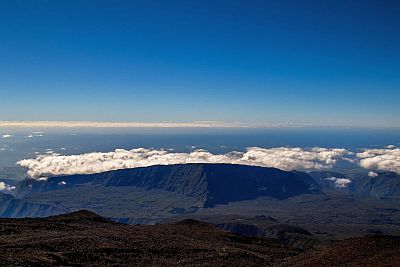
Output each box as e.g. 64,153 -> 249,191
15,163 -> 320,207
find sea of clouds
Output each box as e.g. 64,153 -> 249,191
17,146 -> 352,178
16,145 -> 400,179
357,145 -> 400,175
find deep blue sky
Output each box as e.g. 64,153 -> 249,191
0,0 -> 399,126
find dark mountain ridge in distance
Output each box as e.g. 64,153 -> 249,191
15,163 -> 321,207
0,210 -> 399,266
349,172 -> 400,199
309,170 -> 400,199
0,192 -> 65,218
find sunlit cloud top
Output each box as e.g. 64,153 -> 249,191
17,146 -> 352,178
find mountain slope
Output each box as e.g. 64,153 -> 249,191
279,235 -> 400,266
217,222 -> 320,249
16,163 -> 321,207
307,171 -> 351,192
0,192 -> 65,218
0,210 -> 300,266
0,210 -> 399,266
349,172 -> 400,199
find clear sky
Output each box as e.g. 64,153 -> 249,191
0,0 -> 399,127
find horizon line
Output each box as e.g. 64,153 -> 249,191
0,120 -> 399,129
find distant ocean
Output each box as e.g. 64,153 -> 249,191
1,127 -> 399,173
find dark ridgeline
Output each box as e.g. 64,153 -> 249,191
309,170 -> 400,199
15,163 -> 321,207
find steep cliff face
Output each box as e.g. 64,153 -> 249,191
308,171 -> 400,199
0,192 -> 65,218
15,163 -> 320,207
203,166 -> 319,207
14,164 -> 208,200
14,175 -> 95,198
95,164 -> 209,204
307,171 -> 352,192
349,172 -> 400,199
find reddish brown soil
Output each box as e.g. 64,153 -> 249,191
0,210 -> 298,266
279,235 -> 400,266
0,210 -> 399,266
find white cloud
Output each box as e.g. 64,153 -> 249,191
357,146 -> 400,174
0,182 -> 15,192
326,177 -> 352,188
17,146 -> 352,179
26,133 -> 44,138
368,171 -> 379,177
2,134 -> 13,138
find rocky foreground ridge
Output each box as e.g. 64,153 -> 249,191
0,210 -> 399,266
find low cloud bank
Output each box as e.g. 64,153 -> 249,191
17,147 -> 351,179
357,146 -> 400,175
